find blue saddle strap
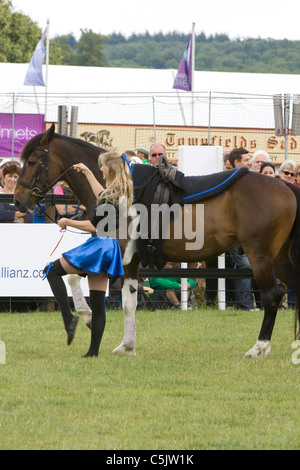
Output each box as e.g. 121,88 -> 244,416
182,168 -> 241,201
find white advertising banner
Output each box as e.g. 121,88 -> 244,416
0,224 -> 91,297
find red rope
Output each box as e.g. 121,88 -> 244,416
50,229 -> 66,257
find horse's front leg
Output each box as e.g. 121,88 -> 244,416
113,243 -> 139,356
112,276 -> 137,356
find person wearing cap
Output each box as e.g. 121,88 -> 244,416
134,146 -> 150,164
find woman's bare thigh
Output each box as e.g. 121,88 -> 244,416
60,257 -> 108,291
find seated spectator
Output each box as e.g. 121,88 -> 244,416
137,277 -> 154,310
278,160 -> 296,183
54,182 -> 88,222
259,161 -> 276,177
0,161 -> 33,223
150,261 -> 196,309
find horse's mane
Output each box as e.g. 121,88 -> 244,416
21,131 -> 105,162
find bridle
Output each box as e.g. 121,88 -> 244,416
17,144 -> 73,200
16,141 -> 90,234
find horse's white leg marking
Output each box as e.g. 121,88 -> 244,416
67,274 -> 92,329
122,206 -> 139,267
113,278 -> 137,356
244,340 -> 271,359
122,238 -> 137,266
114,209 -> 139,356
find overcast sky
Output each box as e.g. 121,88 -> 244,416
10,0 -> 300,41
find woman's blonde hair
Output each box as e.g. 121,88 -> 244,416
98,151 -> 133,209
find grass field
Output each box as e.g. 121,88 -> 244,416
0,307 -> 300,450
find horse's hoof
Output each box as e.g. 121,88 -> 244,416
81,352 -> 98,358
245,340 -> 271,359
112,343 -> 136,356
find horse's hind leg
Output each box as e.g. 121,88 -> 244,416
245,259 -> 283,358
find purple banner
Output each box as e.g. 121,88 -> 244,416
0,114 -> 44,157
173,34 -> 193,92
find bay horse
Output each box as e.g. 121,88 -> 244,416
14,123 -> 300,359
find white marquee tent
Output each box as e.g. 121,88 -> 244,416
0,62 -> 300,96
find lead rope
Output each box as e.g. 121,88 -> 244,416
49,230 -> 66,256
37,203 -> 91,257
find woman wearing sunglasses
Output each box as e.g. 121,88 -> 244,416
278,160 -> 296,183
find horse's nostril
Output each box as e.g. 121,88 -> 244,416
14,199 -> 20,209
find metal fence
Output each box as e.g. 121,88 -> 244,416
1,91 -> 300,164
0,193 -> 256,312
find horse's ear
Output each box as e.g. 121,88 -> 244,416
40,123 -> 55,146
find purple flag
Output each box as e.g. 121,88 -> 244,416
24,28 -> 47,87
173,34 -> 193,91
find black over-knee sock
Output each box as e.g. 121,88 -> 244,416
44,259 -> 74,329
85,290 -> 106,357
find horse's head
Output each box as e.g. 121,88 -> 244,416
14,123 -> 56,212
15,123 -> 106,220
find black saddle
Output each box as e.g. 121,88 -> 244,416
131,164 -> 248,269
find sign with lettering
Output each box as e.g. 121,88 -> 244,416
76,122 -> 300,166
0,225 -> 90,297
0,114 -> 44,158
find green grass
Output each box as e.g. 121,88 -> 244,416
0,307 -> 299,450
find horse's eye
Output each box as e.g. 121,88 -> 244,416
27,161 -> 36,167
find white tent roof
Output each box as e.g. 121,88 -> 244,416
0,62 -> 300,96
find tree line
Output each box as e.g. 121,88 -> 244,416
1,0 -> 300,73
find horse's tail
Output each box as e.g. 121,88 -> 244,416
285,183 -> 300,338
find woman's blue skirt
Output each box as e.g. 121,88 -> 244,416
63,237 -> 124,278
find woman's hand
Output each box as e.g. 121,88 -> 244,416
57,217 -> 69,230
73,163 -> 91,175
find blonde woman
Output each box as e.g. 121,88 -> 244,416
44,152 -> 133,357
